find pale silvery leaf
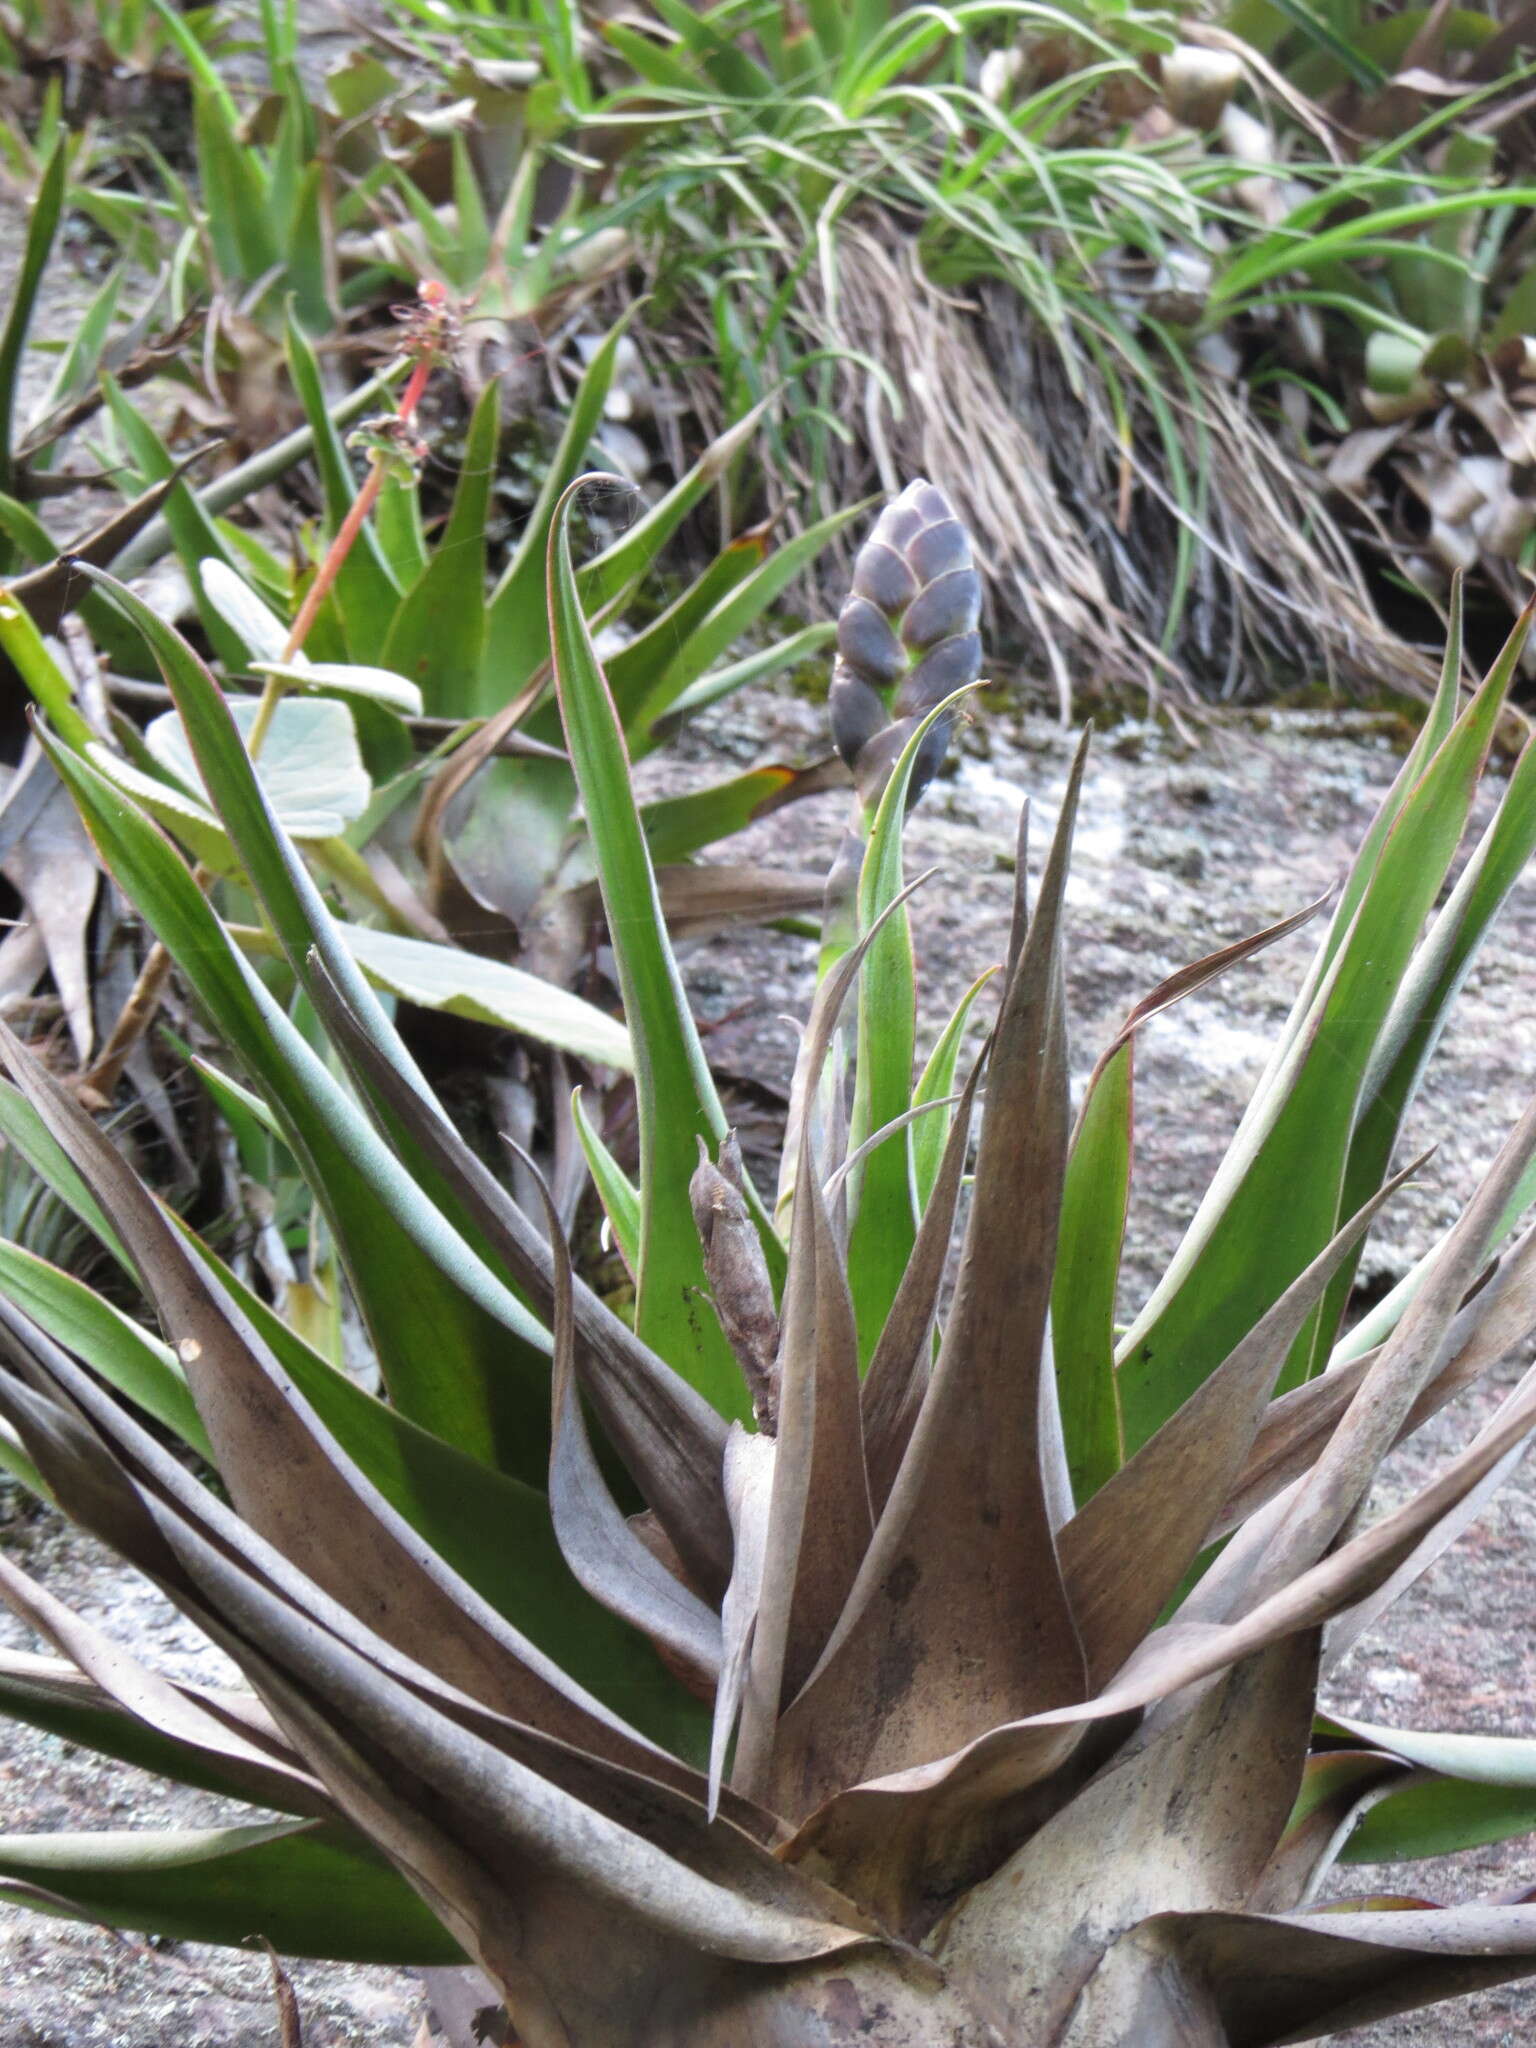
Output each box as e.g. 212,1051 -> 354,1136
145,698 -> 371,839
199,560 -> 292,666
341,924 -> 633,1070
252,659 -> 424,718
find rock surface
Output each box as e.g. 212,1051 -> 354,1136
4,684 -> 1536,2043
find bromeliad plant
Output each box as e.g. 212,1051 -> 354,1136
0,303 -> 854,1132
6,484 -> 1536,2044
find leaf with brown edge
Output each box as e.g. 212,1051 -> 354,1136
0,1032 -> 687,1776
1077,885 -> 1337,1104
734,1118 -> 872,1806
783,1331 -> 1536,1928
1059,1157 -> 1423,1690
0,1547 -> 331,1821
526,1139 -> 723,1689
1215,1212 -> 1536,1543
768,735 -> 1093,1821
128,1506 -> 881,2037
306,953 -> 733,1601
1108,1901 -> 1536,2047
0,1305 -> 792,1868
860,1051 -> 986,1517
559,863 -> 830,943
1323,1439 -> 1529,1674
1244,1089 -> 1536,1609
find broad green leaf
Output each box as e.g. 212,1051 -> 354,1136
382,380 -> 501,718
1343,1777 -> 1536,1864
1052,1039 -> 1130,1505
197,555 -> 289,662
342,923 -> 632,1069
547,477 -> 749,1418
0,1820 -> 464,1964
1327,1712 -> 1536,1875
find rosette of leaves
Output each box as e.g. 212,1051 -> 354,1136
4,494 -> 1536,2044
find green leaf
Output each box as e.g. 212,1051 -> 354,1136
1052,1039 -> 1130,1505
261,321 -> 405,643
0,593 -> 94,750
0,1650 -> 318,1814
603,532 -> 769,732
577,399 -> 771,613
1318,609 -> 1536,1356
0,1079 -> 129,1269
845,688 -> 976,1366
547,477 -> 749,1418
616,502 -> 866,748
910,966 -> 994,1215
251,658 -> 423,717
99,378 -> 243,666
1343,1778 -> 1536,1864
341,923 -> 632,1069
0,1243 -> 210,1458
484,310 -> 638,693
0,133 -> 63,500
42,733 -> 553,1477
192,82 -> 279,284
382,380 -> 501,718
1311,1718 -> 1536,1877
1118,620 -> 1522,1446
0,1820 -> 464,1964
638,759 -> 844,867
571,1085 -> 642,1275
176,1231 -> 708,1757
286,163 -> 335,338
